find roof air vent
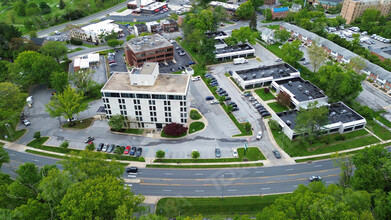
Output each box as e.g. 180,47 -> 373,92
304,90 -> 309,95
308,96 -> 313,100
252,74 -> 256,79
243,75 -> 247,80
330,112 -> 336,116
288,81 -> 293,86
286,120 -> 291,126
298,85 -> 303,90
341,109 -> 347,114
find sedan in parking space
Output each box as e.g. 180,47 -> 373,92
272,150 -> 281,159
129,146 -> 137,156
308,176 -> 322,182
107,144 -> 115,153
225,96 -> 231,101
108,60 -> 116,64
244,92 -> 252,97
232,107 -> 239,111
256,131 -> 263,140
210,100 -> 220,105
215,148 -> 221,158
248,97 -> 256,101
252,101 -> 259,106
299,57 -> 305,61
23,119 -> 31,126
219,92 -> 228,97
97,143 -> 104,151
205,96 -> 214,100
232,148 -> 238,157
84,136 -> 95,143
109,63 -> 117,67
261,111 -> 271,117
205,73 -> 212,78
136,147 -> 142,157
124,146 -> 131,154
102,143 -> 109,152
217,90 -> 226,94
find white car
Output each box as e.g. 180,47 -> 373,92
232,148 -> 238,157
23,119 -> 31,126
256,131 -> 263,140
210,100 -> 219,105
191,76 -> 201,81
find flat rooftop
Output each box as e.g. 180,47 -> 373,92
126,34 -> 172,53
102,72 -> 189,94
139,62 -> 157,75
275,77 -> 326,102
215,39 -> 226,45
236,63 -> 298,81
161,19 -> 176,24
205,31 -> 228,38
370,46 -> 391,60
214,44 -> 253,54
210,1 -> 239,11
277,102 -> 364,129
142,1 -> 167,10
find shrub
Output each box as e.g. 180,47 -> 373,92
192,150 -> 200,159
86,143 -> 95,151
335,135 -> 346,141
190,110 -> 202,120
163,123 -> 188,137
268,119 -> 280,131
60,140 -> 69,149
156,150 -> 165,160
33,131 -> 41,139
70,38 -> 83,45
264,88 -> 270,93
115,146 -> 125,155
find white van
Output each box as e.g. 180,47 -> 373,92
26,96 -> 33,108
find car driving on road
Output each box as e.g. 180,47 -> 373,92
272,150 -> 281,159
309,176 -> 322,182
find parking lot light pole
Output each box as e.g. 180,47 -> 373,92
5,123 -> 13,141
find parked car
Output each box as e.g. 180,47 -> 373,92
192,76 -> 201,81
124,146 -> 131,154
109,63 -> 117,67
252,101 -> 260,106
205,96 -> 214,100
225,96 -> 231,101
84,136 -> 95,143
219,92 -> 228,97
272,150 -> 281,159
102,143 -> 109,152
248,97 -> 256,101
126,167 -> 138,173
97,143 -> 104,151
308,176 -> 322,182
23,119 -> 31,126
136,147 -> 142,157
215,148 -> 221,158
244,92 -> 252,97
232,107 -> 239,111
261,111 -> 271,117
107,144 -> 115,153
232,148 -> 238,157
210,100 -> 220,104
217,90 -> 226,95
129,146 -> 136,156
256,131 -> 263,140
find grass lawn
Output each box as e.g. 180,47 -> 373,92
267,25 -> 280,30
116,7 -> 128,12
189,122 -> 205,134
255,89 -> 275,101
271,128 -> 380,156
156,195 -> 282,218
366,120 -> 391,140
375,112 -> 391,129
161,130 -> 187,138
267,102 -> 289,113
0,142 -> 4,147
67,47 -> 83,54
147,163 -> 263,169
237,147 -> 266,161
25,149 -> 69,159
229,76 -> 245,91
62,117 -> 94,129
263,43 -> 284,58
123,128 -> 144,134
190,109 -> 202,120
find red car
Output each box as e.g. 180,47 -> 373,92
124,146 -> 131,154
109,60 -> 116,64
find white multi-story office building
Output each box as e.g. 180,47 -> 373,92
101,62 -> 190,130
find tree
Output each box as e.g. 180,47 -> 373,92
13,1 -> 26,16
0,146 -> 9,169
0,61 -> 10,83
9,51 -> 42,86
33,131 -> 41,139
250,0 -> 264,9
107,39 -> 124,48
126,34 -> 136,41
249,11 -> 257,31
274,29 -> 291,43
11,199 -> 50,220
39,2 -> 51,14
28,31 -> 37,38
26,2 -> 40,16
336,15 -> 346,25
163,123 -> 188,137
218,95 -> 226,103
307,40 -> 327,72
86,143 -> 95,151
0,82 -> 28,123
50,71 -> 69,93
59,0 -> 66,10
0,22 -> 22,58
40,41 -> 67,64
108,114 -> 125,131
351,145 -> 391,193
32,55 -> 61,85
276,92 -> 291,107
192,150 -> 200,159
348,56 -> 367,73
70,69 -> 93,94
45,86 -> 88,126
235,1 -> 254,19
59,175 -> 145,219
265,8 -> 272,21
156,150 -> 165,160
268,119 -> 280,131
231,26 -> 257,45
281,40 -> 303,64
295,101 -> 329,144
331,152 -> 354,188
227,105 -> 233,113
60,140 -> 69,149
361,8 -> 381,29
243,122 -> 251,134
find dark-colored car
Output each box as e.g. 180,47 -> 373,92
206,96 -> 214,100
299,57 -> 306,61
107,144 -> 115,153
225,96 -> 231,101
136,148 -> 142,157
309,176 -> 322,182
126,167 -> 138,173
244,92 -> 252,97
189,61 -> 196,65
217,90 -> 226,95
261,111 -> 271,117
124,146 -> 131,154
84,136 -> 95,143
97,143 -> 104,151
219,92 -> 228,97
228,70 -> 233,76
232,107 -> 239,111
215,148 -> 221,158
129,146 -> 137,156
108,60 -> 116,64
272,150 -> 281,159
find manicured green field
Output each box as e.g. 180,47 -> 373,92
146,163 -> 263,169
255,88 -> 275,101
366,120 -> 391,140
62,117 -> 94,129
189,122 -> 205,134
267,102 -> 289,113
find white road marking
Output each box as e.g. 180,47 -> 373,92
195,190 -> 204,192
10,154 -> 15,156
194,173 -> 203,175
326,181 -> 334,184
128,175 -> 136,178
162,190 -> 172,192
164,173 -> 173,175
293,185 -> 298,188
285,168 -> 293,171
33,159 -> 39,162
225,172 -> 234,175
255,171 -> 264,173
127,184 -> 132,187
314,165 -> 323,167
228,189 -> 237,192
261,188 -> 271,190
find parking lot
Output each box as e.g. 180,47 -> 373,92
159,41 -> 193,73
108,49 -> 127,73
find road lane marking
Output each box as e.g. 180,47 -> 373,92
285,168 -> 293,171
255,171 -> 264,173
128,175 -> 136,178
261,188 -> 271,190
228,189 -> 237,192
164,173 -> 173,175
162,190 -> 172,192
10,154 -> 15,156
194,173 -> 203,175
195,190 -> 204,192
314,165 -> 323,167
33,159 -> 39,162
225,173 -> 234,175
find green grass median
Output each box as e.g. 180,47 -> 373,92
146,163 -> 263,169
189,122 -> 205,134
267,102 -> 289,113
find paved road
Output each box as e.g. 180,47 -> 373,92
2,148 -> 340,197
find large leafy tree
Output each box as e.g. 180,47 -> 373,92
250,0 -> 264,9
295,101 -> 329,144
59,175 -> 145,219
0,22 -> 22,58
0,82 -> 28,123
11,199 -> 50,220
108,114 -> 125,131
0,173 -> 14,209
249,11 -> 257,30
274,29 -> 291,43
9,51 -> 41,86
45,85 -> 88,125
307,40 -> 327,72
235,1 -> 254,19
0,145 -> 9,169
231,26 -> 257,45
31,55 -> 60,85
281,40 -> 303,64
348,56 -> 367,73
331,152 -> 354,188
50,71 -> 69,93
40,41 -> 68,64
0,61 -> 10,83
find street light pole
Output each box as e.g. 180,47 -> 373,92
5,123 -> 13,141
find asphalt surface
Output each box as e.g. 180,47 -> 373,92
159,41 -> 193,73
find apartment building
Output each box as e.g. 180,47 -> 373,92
160,19 -> 178,32
309,0 -> 343,9
68,20 -> 123,44
341,0 -> 391,24
101,62 -> 190,129
124,34 -> 174,67
271,7 -> 289,20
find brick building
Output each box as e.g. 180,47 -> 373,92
160,19 -> 178,32
124,34 -> 174,67
271,7 -> 289,20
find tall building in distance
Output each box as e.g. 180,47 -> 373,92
341,0 -> 391,24
101,62 -> 190,130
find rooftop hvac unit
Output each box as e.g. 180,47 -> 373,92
252,74 -> 256,79
341,109 -> 347,114
286,120 -> 291,126
279,69 -> 283,73
243,75 -> 247,80
330,112 -> 336,116
298,85 -> 303,90
304,90 -> 309,95
308,96 -> 313,100
288,81 -> 293,86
